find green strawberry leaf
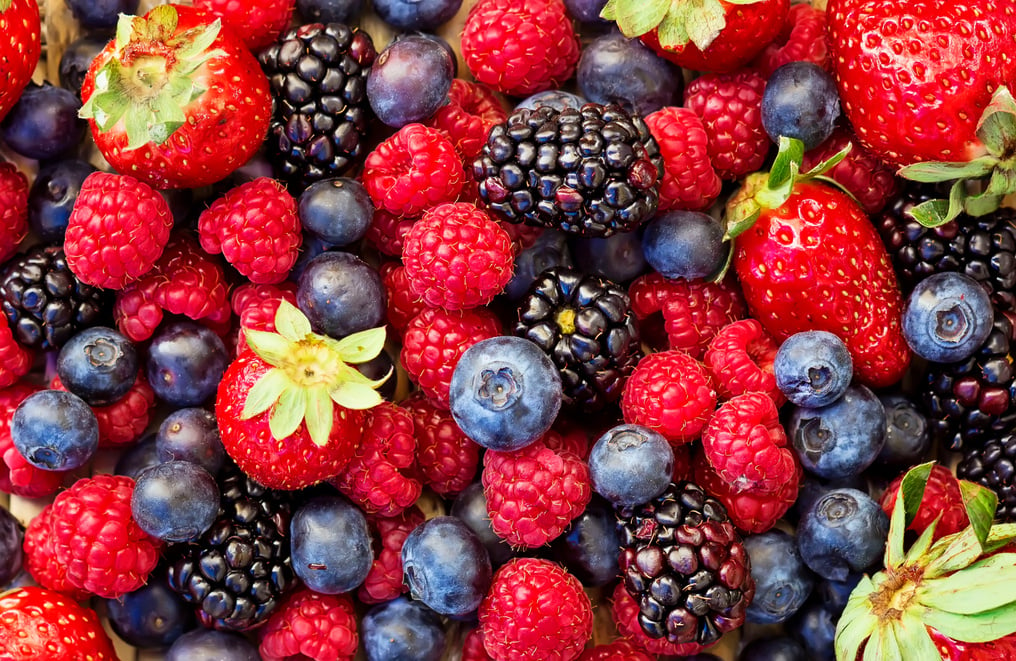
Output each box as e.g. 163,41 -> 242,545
906,180 -> 968,227
959,479 -> 998,551
901,462 -> 934,529
145,3 -> 179,37
801,143 -> 853,179
904,514 -> 940,565
115,13 -> 139,52
767,136 -> 805,190
835,573 -> 878,661
917,552 -> 1016,614
886,472 -> 909,569
270,386 -> 307,441
723,201 -> 761,240
963,187 -> 1005,218
984,523 -> 1016,553
0,0 -> 12,12
599,0 -> 621,21
900,611 -> 948,659
330,326 -> 388,364
303,387 -> 334,447
985,166 -> 1016,199
862,623 -> 885,661
657,7 -> 691,48
608,0 -> 670,38
898,157 -> 997,183
241,368 -> 292,420
684,0 -> 727,52
331,381 -> 384,410
879,620 -> 905,661
244,328 -> 293,366
173,19 -> 222,62
976,85 -> 1016,158
925,527 -> 986,579
274,300 -> 312,343
918,599 -> 1016,643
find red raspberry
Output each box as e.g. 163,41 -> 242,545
330,401 -> 421,517
362,124 -> 465,217
400,306 -> 503,408
462,626 -> 494,661
578,640 -> 655,661
258,588 -> 358,661
0,382 -> 65,498
462,0 -> 580,97
381,263 -> 428,337
403,391 -> 481,497
233,282 -> 300,352
483,434 -> 592,548
23,505 -> 90,601
628,272 -> 746,358
621,350 -> 717,446
701,392 -> 797,494
365,207 -> 419,257
683,71 -> 769,181
64,171 -> 174,289
425,79 -> 508,162
610,582 -> 707,657
358,505 -> 425,604
479,558 -> 592,661
880,464 -> 970,541
198,177 -> 302,284
547,419 -> 592,461
703,318 -> 784,405
193,0 -> 296,51
644,107 -> 722,212
751,2 -> 830,78
692,449 -> 800,534
0,315 -> 33,389
47,474 -> 163,598
402,202 -> 514,310
0,161 -> 28,263
50,373 -> 156,448
802,126 -> 900,214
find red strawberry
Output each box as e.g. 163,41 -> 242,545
79,4 -> 271,190
930,628 -> 1016,661
879,464 -> 970,541
193,0 -> 296,51
0,587 -> 118,661
0,162 -> 28,264
0,0 -> 41,122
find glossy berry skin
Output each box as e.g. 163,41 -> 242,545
27,159 -> 95,243
156,407 -> 224,476
56,326 -> 138,406
797,487 -> 889,582
564,0 -> 608,23
577,31 -> 682,117
373,0 -> 462,31
773,330 -> 853,408
0,505 -> 22,587
641,210 -> 726,281
367,34 -> 455,127
0,0 -> 42,124
570,230 -> 646,284
741,636 -> 808,661
290,494 -> 373,594
297,251 -> 387,339
876,393 -> 931,467
902,271 -> 994,363
298,177 -> 374,247
0,587 -> 119,661
760,62 -> 840,150
58,34 -> 108,99
744,529 -> 815,625
11,389 -> 98,472
165,628 -> 261,661
550,495 -> 622,587
402,515 -> 493,617
588,423 -> 673,508
515,89 -> 588,112
105,571 -> 195,649
114,432 -> 160,480
788,385 -> 887,480
361,596 -> 446,661
451,482 -> 516,568
146,321 -> 229,407
296,0 -> 362,22
504,229 -> 573,301
131,461 -> 220,542
65,0 -> 139,28
0,82 -> 85,161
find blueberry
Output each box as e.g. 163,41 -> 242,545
515,89 -> 588,112
761,61 -> 840,150
296,0 -> 364,23
450,482 -> 516,567
577,31 -> 683,116
503,229 -> 573,301
774,331 -> 853,408
28,158 -> 96,242
797,488 -> 889,582
588,423 -> 673,507
788,385 -> 887,480
361,596 -> 446,661
0,506 -> 23,588
165,628 -> 261,661
0,82 -> 86,161
902,271 -> 994,363
298,177 -> 374,246
105,570 -> 195,649
56,326 -> 138,406
569,230 -> 646,284
297,250 -> 387,339
114,432 -> 160,480
289,232 -> 338,284
744,529 -> 815,625
132,461 -> 220,542
550,495 -> 621,587
367,34 -> 454,128
641,210 -> 727,281
290,494 -> 373,594
58,33 -> 110,98
740,636 -> 808,661
564,0 -> 609,23
448,336 -> 563,451
66,0 -> 140,28
146,321 -> 229,407
11,389 -> 98,471
402,515 -> 492,617
876,393 -> 931,468
787,598 -> 837,661
156,408 -> 224,476
373,0 -> 463,31
789,473 -> 870,525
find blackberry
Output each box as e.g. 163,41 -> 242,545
167,462 -> 297,632
473,103 -> 662,238
957,434 -> 1016,522
616,481 -> 754,647
515,266 -> 640,412
259,23 -> 377,190
0,244 -> 110,351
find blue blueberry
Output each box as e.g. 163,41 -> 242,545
902,271 -> 994,363
449,336 -> 562,451
165,628 -> 261,661
796,487 -> 889,582
815,572 -> 863,615
290,494 -> 373,594
361,596 -> 446,661
105,570 -> 195,649
11,389 -> 98,471
569,230 -> 646,284
577,31 -> 683,116
564,0 -> 609,23
289,233 -> 338,284
297,250 -> 387,339
373,0 -> 463,31
296,0 -> 364,23
131,461 -> 220,542
503,229 -> 573,301
0,506 -> 23,588
0,82 -> 86,160
515,89 -> 588,112
156,408 -> 224,476
28,158 -> 96,242
588,423 -> 673,508
788,385 -> 887,480
744,529 -> 815,625
114,432 -> 161,480
58,34 -> 110,98
298,177 -> 374,247
876,393 -> 931,468
56,326 -> 138,406
402,515 -> 492,617
367,34 -> 454,128
790,474 -> 870,525
550,495 -> 621,587
787,599 -> 837,661
66,0 -> 140,28
146,321 -> 229,407
761,61 -> 840,150
773,331 -> 853,408
740,636 -> 808,661
641,210 -> 727,281
450,482 -> 516,567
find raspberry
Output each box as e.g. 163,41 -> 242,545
403,202 -> 515,310
751,2 -> 830,78
365,207 -> 419,257
578,640 -> 655,661
64,172 -> 174,289
692,449 -> 800,534
424,79 -> 508,162
880,464 -> 970,541
198,177 -> 302,284
47,474 -> 163,598
703,318 -> 784,405
193,0 -> 296,51
361,124 -> 465,217
0,382 -> 65,498
479,558 -> 593,661
358,505 -> 425,605
50,373 -> 156,448
683,70 -> 769,181
22,505 -> 90,601
701,392 -> 798,494
400,305 -> 503,408
233,282 -> 299,352
0,315 -> 32,389
644,107 -> 722,212
258,588 -> 358,661
610,582 -> 707,657
463,626 -> 494,661
0,162 -> 28,264
330,401 -> 421,517
621,350 -> 717,446
403,391 -> 481,497
628,272 -> 746,358
381,263 -> 428,337
461,0 -> 580,97
482,434 -> 592,548
802,126 -> 900,214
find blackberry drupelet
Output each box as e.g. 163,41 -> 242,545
473,103 -> 663,237
515,266 -> 640,412
167,462 -> 297,632
616,481 -> 754,647
957,434 -> 1016,522
258,23 -> 377,190
0,244 -> 110,351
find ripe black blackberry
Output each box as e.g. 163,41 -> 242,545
957,434 -> 1016,522
515,266 -> 640,412
167,462 -> 296,632
0,244 -> 110,351
258,23 -> 377,190
615,481 -> 754,647
473,103 -> 663,237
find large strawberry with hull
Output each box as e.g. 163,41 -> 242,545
0,587 -> 119,660
0,0 -> 41,122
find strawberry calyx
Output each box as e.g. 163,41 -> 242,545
600,0 -> 765,51
78,4 -> 224,151
240,300 -> 389,447
0,1 -> 12,12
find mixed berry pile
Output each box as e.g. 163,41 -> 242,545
2,0 -> 1016,660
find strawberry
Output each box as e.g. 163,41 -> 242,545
0,0 -> 41,122
192,0 -> 296,52
0,587 -> 119,660
79,4 -> 271,190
